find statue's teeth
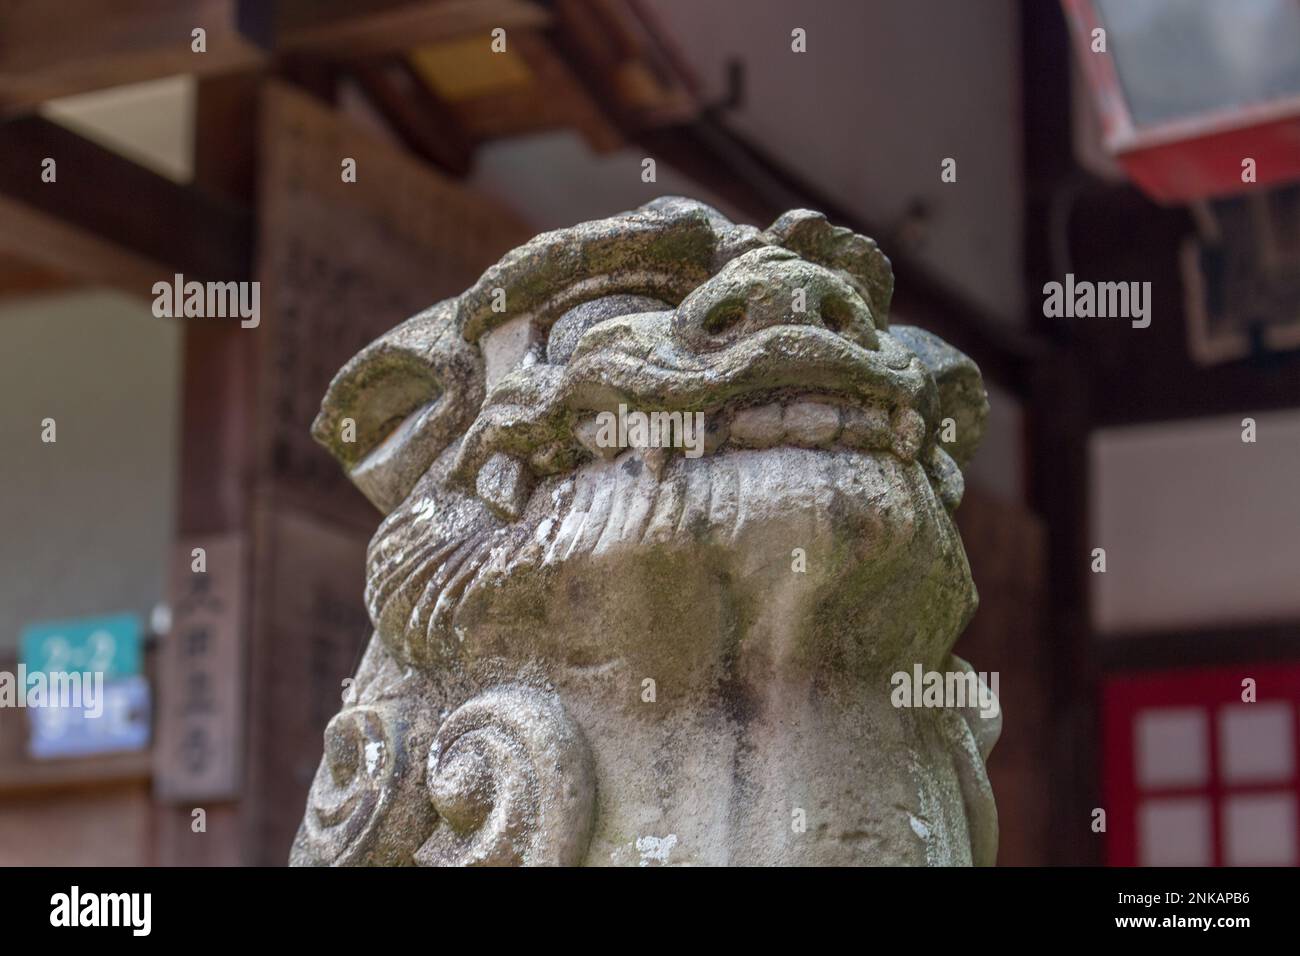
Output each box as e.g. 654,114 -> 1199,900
783,401 -> 841,447
567,400 -> 926,463
476,452 -> 532,521
841,406 -> 891,450
574,417 -> 618,460
702,414 -> 730,456
890,408 -> 927,463
730,404 -> 784,447
623,418 -> 659,475
640,446 -> 669,478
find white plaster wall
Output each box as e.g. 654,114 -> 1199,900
0,291 -> 180,651
1091,410 -> 1300,634
470,130 -> 745,228
649,0 -> 1023,320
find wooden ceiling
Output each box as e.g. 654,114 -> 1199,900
0,0 -> 700,144
0,0 -> 703,300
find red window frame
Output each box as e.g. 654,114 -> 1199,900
1102,663 -> 1300,866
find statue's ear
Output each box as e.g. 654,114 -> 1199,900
888,325 -> 988,470
313,302 -> 484,514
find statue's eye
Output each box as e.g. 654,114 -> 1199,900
546,294 -> 671,364
819,295 -> 853,335
702,299 -> 747,336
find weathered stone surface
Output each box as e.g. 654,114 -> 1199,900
291,198 -> 999,867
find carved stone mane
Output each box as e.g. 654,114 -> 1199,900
291,198 -> 1000,867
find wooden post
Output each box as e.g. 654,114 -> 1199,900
152,73 -> 262,866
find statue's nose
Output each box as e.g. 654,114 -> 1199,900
676,247 -> 879,350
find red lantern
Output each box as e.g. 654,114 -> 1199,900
1063,0 -> 1300,204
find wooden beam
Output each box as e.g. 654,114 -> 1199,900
192,72 -> 263,204
276,0 -> 549,58
352,59 -> 474,176
0,251 -> 70,299
1091,350 -> 1300,426
408,34 -> 535,101
549,0 -> 699,129
0,115 -> 252,296
0,754 -> 153,796
0,195 -> 172,296
438,31 -> 623,151
1063,184 -> 1300,426
0,0 -> 265,113
1097,621 -> 1300,672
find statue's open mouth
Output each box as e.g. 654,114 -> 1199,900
312,199 -> 985,528
446,316 -> 961,523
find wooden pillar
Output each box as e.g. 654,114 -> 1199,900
1017,0 -> 1102,866
152,74 -> 261,866
1026,356 -> 1098,866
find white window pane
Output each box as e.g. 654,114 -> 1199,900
1137,708 -> 1208,789
1219,702 -> 1295,784
1096,0 -> 1300,127
1223,793 -> 1297,866
1139,797 -> 1212,866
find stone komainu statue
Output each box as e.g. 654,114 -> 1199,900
290,198 -> 1000,867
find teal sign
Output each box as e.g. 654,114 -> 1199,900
19,613 -> 142,680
